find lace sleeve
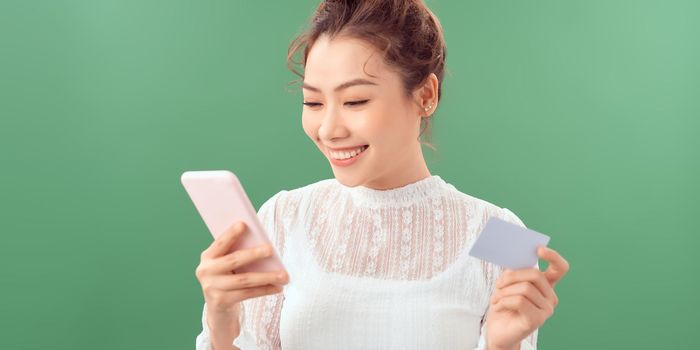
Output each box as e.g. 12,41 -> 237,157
473,207 -> 539,350
232,190 -> 290,350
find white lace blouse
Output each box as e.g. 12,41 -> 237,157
195,175 -> 539,350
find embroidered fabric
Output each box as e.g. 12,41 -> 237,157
195,175 -> 539,350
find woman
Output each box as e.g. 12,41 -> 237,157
195,1 -> 570,349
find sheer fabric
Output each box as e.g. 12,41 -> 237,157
196,175 -> 539,350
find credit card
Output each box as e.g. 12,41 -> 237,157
468,216 -> 550,270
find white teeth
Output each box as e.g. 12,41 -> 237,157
330,145 -> 368,160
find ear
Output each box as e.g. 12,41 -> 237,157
412,73 -> 439,118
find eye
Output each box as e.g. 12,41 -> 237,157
345,99 -> 369,106
303,100 -> 369,108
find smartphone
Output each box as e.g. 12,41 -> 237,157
180,170 -> 285,274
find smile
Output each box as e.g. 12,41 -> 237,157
329,145 -> 368,160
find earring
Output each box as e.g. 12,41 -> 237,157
424,102 -> 434,114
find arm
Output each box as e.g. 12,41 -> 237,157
233,190 -> 293,349
196,302 -> 241,350
196,291 -> 287,350
232,289 -> 285,349
195,190 -> 292,350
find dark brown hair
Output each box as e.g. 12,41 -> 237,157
287,0 -> 447,151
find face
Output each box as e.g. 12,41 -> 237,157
301,34 -> 435,190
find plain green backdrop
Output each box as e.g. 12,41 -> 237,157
1,0 -> 698,349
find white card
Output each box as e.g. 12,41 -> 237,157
468,216 -> 550,270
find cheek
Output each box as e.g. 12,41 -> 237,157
368,106 -> 413,144
301,113 -> 317,140
363,104 -> 396,132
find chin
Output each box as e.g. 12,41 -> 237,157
332,171 -> 364,187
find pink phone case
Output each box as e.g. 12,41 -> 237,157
180,170 -> 285,274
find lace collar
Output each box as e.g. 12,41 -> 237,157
333,175 -> 448,208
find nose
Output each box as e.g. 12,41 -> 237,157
317,103 -> 349,142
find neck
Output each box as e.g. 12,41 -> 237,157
362,148 -> 431,190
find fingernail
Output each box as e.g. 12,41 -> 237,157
277,272 -> 287,280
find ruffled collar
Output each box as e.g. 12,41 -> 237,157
333,175 -> 448,208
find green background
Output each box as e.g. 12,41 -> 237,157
1,0 -> 698,349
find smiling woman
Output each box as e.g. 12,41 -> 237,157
297,35 -> 437,188
193,1 -> 569,349
287,0 -> 447,191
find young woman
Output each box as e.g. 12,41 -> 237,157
195,1 -> 570,349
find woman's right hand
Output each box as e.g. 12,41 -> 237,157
195,221 -> 289,317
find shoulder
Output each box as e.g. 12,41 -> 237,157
441,180 -> 501,213
442,181 -> 526,228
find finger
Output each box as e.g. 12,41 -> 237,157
491,281 -> 552,312
210,244 -> 274,275
212,270 -> 289,290
233,284 -> 284,301
493,295 -> 547,324
496,268 -> 557,306
201,221 -> 247,260
537,246 -> 570,287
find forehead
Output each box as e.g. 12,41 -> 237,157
304,34 -> 388,85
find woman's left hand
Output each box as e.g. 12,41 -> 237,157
485,246 -> 570,350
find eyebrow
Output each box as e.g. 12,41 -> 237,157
302,78 -> 378,93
